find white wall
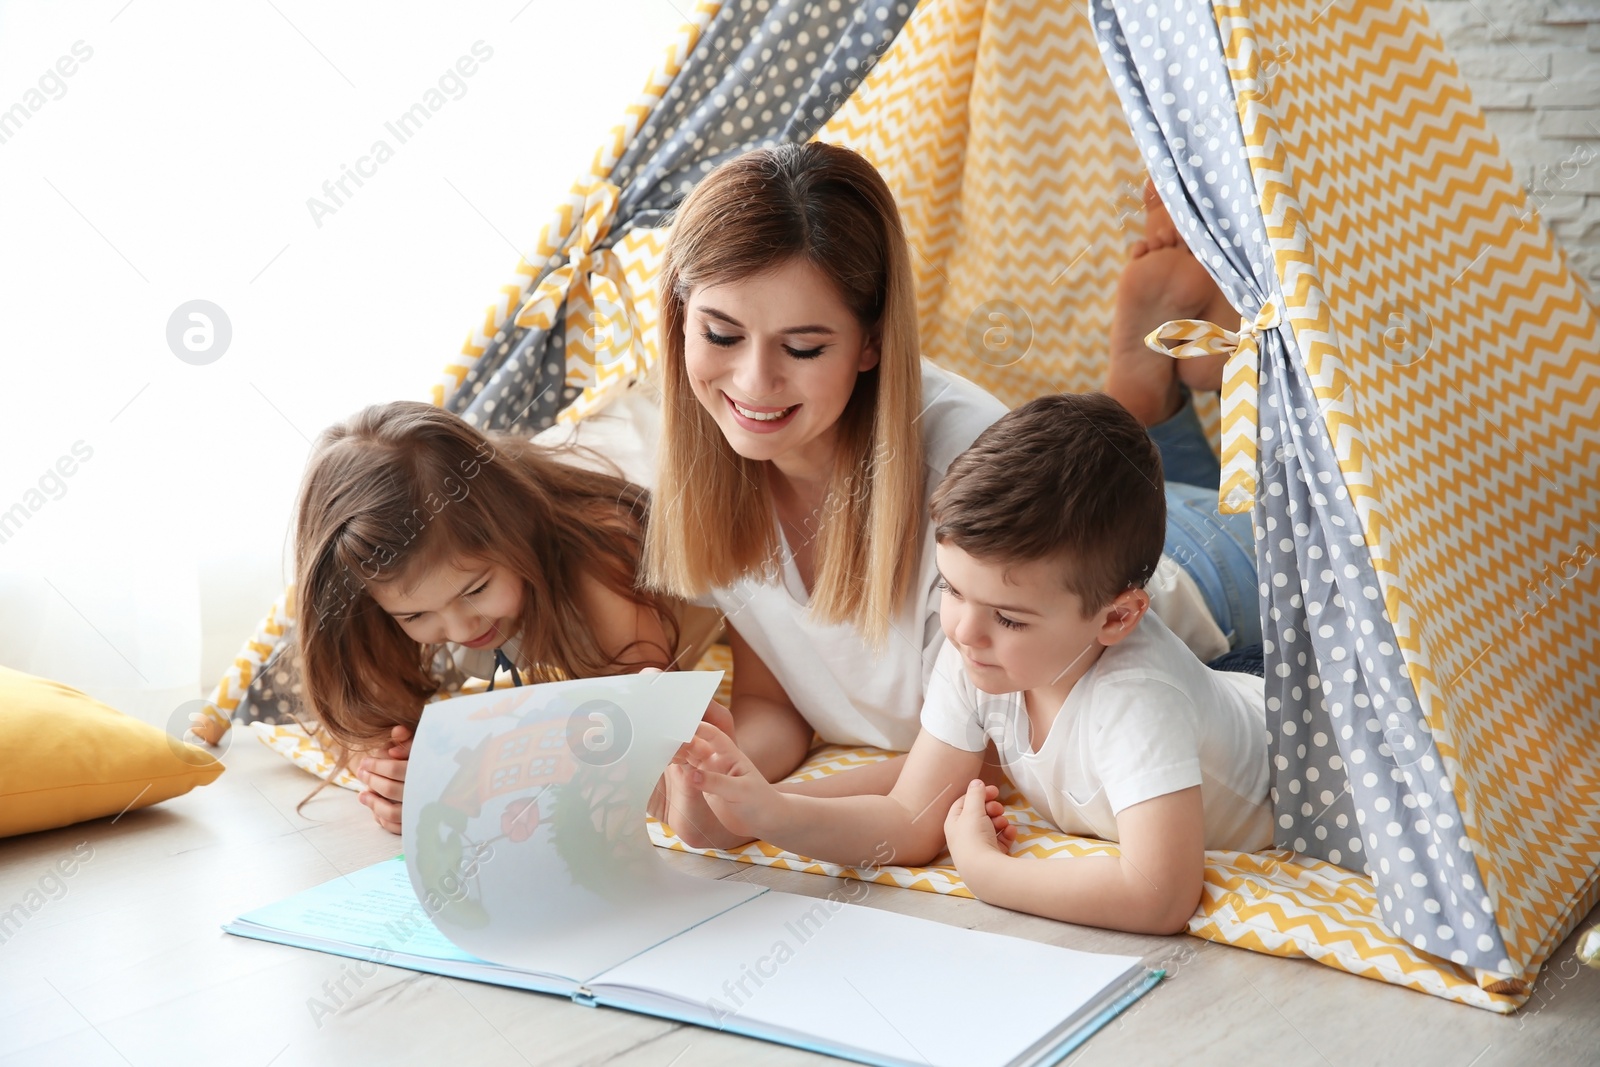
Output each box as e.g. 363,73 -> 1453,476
1422,0 -> 1600,290
0,0 -> 684,723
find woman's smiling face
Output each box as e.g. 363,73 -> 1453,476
683,256 -> 879,476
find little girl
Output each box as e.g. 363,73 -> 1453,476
294,401 -> 717,833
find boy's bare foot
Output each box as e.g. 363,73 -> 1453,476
1106,181 -> 1236,425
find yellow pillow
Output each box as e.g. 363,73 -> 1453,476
0,667 -> 224,837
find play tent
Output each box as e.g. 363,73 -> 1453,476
204,0 -> 1600,1011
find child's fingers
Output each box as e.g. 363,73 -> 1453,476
687,765 -> 741,797
946,779 -> 985,823
979,794 -> 1013,840
678,737 -> 714,768
358,767 -> 404,803
693,719 -> 732,744
362,757 -> 408,784
690,721 -> 746,769
360,789 -> 402,834
372,801 -> 402,834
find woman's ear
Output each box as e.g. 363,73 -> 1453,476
858,330 -> 882,373
1097,588 -> 1151,647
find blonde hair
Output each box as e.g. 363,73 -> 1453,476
645,142 -> 924,646
294,401 -> 681,755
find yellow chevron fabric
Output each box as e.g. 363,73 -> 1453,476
509,179 -> 645,413
1218,0 -> 1600,990
819,0 -> 1153,411
196,588 -> 294,745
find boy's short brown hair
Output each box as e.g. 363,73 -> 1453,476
930,393 -> 1167,614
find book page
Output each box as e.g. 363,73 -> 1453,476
596,891 -> 1145,1067
401,670 -> 764,982
231,857 -> 482,963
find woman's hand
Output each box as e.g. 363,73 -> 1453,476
356,724 -> 412,835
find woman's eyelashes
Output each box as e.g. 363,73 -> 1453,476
698,327 -> 825,359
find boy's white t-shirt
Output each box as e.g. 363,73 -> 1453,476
919,611 -> 1272,851
537,362 -> 1232,751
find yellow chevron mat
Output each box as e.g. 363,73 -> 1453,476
648,743 -> 1534,1013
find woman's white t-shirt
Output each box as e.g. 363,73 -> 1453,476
539,362 -> 1232,751
919,611 -> 1272,851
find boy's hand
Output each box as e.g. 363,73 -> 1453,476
678,721 -> 787,841
357,724 -> 412,835
652,761 -> 752,850
944,780 -> 1016,876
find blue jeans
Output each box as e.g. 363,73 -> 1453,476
1151,389 -> 1262,651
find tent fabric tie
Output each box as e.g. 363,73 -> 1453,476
1144,299 -> 1282,514
511,179 -> 638,393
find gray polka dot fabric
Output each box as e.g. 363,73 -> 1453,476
1092,0 -> 1506,972
236,633 -> 304,727
446,0 -> 915,435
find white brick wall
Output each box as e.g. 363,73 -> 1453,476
1422,0 -> 1600,290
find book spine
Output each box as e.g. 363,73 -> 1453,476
571,985 -> 598,1008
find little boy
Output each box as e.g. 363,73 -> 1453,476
678,393 -> 1271,935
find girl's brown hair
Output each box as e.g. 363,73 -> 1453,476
294,401 -> 681,755
645,141 -> 925,646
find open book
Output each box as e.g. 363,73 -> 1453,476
225,672 -> 1160,1067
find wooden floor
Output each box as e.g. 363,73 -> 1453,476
2,738 -> 1597,1067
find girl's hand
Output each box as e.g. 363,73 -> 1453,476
677,721 -> 785,841
944,780 -> 1015,873
357,724 -> 411,835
